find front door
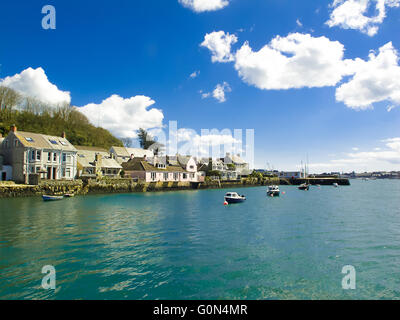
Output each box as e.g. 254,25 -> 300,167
47,167 -> 52,179
52,167 -> 57,180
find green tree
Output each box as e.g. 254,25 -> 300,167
137,128 -> 156,149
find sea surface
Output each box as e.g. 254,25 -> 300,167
1,180 -> 400,300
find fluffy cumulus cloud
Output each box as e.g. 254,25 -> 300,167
179,0 -> 229,12
77,95 -> 164,138
202,31 -> 400,110
326,0 -> 400,36
335,42 -> 400,109
201,31 -> 238,63
234,33 -> 349,90
0,67 -> 71,105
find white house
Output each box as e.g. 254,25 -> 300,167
224,153 -> 250,174
0,126 -> 77,183
122,157 -> 199,183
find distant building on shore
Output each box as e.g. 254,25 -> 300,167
278,171 -> 303,179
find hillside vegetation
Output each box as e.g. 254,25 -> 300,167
0,86 -> 123,149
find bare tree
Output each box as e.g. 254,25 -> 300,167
0,86 -> 22,112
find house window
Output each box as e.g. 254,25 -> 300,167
14,139 -> 19,147
66,168 -> 71,178
151,172 -> 156,180
174,173 -> 179,181
48,152 -> 51,162
190,173 -> 195,179
62,153 -> 66,162
164,173 -> 168,180
53,153 -> 57,162
62,168 -> 66,177
183,173 -> 187,179
36,151 -> 41,161
31,150 -> 35,161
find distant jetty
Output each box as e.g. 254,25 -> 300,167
280,178 -> 350,186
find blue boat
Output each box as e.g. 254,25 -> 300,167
42,195 -> 64,201
224,192 -> 246,204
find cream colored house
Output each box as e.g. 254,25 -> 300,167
75,146 -> 122,178
0,126 -> 77,183
109,146 -> 154,164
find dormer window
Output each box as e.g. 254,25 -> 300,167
25,137 -> 34,142
157,163 -> 166,169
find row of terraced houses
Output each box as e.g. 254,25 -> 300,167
0,126 -> 251,184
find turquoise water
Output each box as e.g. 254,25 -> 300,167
1,180 -> 400,300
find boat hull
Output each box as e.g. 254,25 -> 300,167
224,197 -> 246,204
267,191 -> 280,197
42,195 -> 64,201
298,185 -> 310,191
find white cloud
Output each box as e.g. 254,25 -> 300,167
352,147 -> 360,151
202,30 -> 400,110
387,104 -> 398,112
234,33 -> 349,90
201,31 -> 238,63
179,0 -> 229,12
296,19 -> 303,27
171,128 -> 242,158
201,82 -> 231,103
77,95 -> 164,138
0,67 -> 71,105
189,70 -> 200,79
326,0 -> 400,36
309,137 -> 400,172
212,82 -> 231,102
335,42 -> 400,109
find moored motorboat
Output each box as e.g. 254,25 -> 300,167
333,183 -> 339,188
224,192 -> 246,204
64,193 -> 75,198
42,195 -> 64,201
298,183 -> 310,191
267,185 -> 280,197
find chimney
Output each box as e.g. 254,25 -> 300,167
61,132 -> 66,139
10,124 -> 17,133
130,154 -> 134,160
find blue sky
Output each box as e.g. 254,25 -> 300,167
1,0 -> 400,172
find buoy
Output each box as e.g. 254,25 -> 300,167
282,191 -> 286,195
224,201 -> 229,206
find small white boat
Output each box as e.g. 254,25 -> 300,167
42,195 -> 64,201
333,183 -> 339,188
267,185 -> 280,197
298,183 -> 310,191
224,192 -> 246,204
